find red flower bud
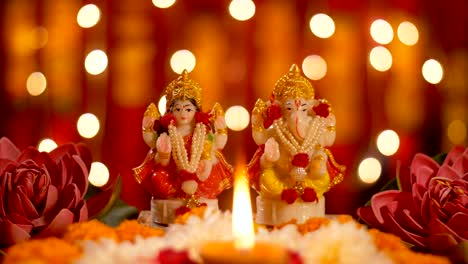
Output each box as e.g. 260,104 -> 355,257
291,153 -> 310,168
301,187 -> 317,202
160,113 -> 176,129
281,189 -> 298,204
313,102 -> 330,118
194,112 -> 212,126
263,104 -> 282,129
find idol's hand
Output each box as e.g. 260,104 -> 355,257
156,133 -> 171,155
264,137 -> 280,163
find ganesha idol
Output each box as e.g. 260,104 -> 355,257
247,64 -> 346,225
133,70 -> 233,225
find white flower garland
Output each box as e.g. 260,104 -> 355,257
168,122 -> 206,173
273,117 -> 325,156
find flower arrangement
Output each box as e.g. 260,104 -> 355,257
358,146 -> 468,258
2,207 -> 449,264
0,137 -> 120,248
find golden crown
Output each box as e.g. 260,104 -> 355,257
272,64 -> 315,101
163,70 -> 203,111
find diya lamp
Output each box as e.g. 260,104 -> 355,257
200,167 -> 289,264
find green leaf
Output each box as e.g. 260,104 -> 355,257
432,153 -> 447,165
98,199 -> 139,227
93,176 -> 123,220
0,249 -> 6,256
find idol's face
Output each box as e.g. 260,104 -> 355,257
172,100 -> 197,126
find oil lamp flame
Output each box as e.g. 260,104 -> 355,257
232,168 -> 255,250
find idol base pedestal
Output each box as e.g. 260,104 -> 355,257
255,196 -> 325,226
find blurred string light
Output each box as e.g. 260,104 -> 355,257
369,46 -> 392,72
376,129 -> 400,156
85,50 -> 108,75
88,162 -> 110,187
370,19 -> 393,44
26,72 -> 47,96
77,4 -> 101,28
38,138 -> 57,153
170,49 -> 196,74
302,55 -> 327,80
30,27 -> 48,50
152,0 -> 176,8
397,21 -> 419,46
447,120 -> 467,144
158,95 -> 167,115
422,59 -> 443,84
309,13 -> 335,38
229,0 -> 256,21
225,105 -> 250,131
358,157 -> 382,184
77,113 -> 100,139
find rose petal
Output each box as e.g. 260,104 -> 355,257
58,184 -> 80,211
0,219 -> 31,247
14,187 -> 39,219
380,206 -> 427,247
75,200 -> 88,222
0,159 -> 15,176
437,165 -> 462,180
427,233 -> 458,253
443,146 -> 466,167
75,143 -> 92,172
447,213 -> 468,239
0,137 -> 20,160
71,155 -> 89,198
42,185 -> 58,216
31,216 -> 47,228
411,153 -> 440,186
370,190 -> 401,223
399,209 -> 427,234
0,171 -> 9,216
429,199 -> 449,222
6,212 -> 33,226
452,151 -> 468,175
357,206 -> 382,228
16,147 -> 42,163
420,192 -> 431,224
7,191 -> 27,218
429,218 -> 464,242
50,144 -> 78,161
36,208 -> 74,238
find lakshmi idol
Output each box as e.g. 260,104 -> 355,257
133,70 -> 233,225
248,64 -> 346,225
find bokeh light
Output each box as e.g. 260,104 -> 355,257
38,138 -> 58,153
376,130 -> 400,156
447,120 -> 467,144
225,105 -> 250,131
422,59 -> 443,84
77,113 -> 100,139
26,72 -> 47,96
88,162 -> 110,187
85,50 -> 108,75
229,0 -> 256,21
302,55 -> 327,80
369,46 -> 392,72
309,13 -> 335,38
358,157 -> 382,184
397,21 -> 419,46
152,0 -> 176,8
170,49 -> 196,74
370,19 -> 394,44
158,95 -> 167,116
77,4 -> 101,28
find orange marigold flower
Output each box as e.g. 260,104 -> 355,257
295,217 -> 330,234
116,220 -> 164,242
3,237 -> 81,264
63,219 -> 118,243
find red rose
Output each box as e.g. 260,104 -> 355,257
160,113 -> 176,129
194,112 -> 212,126
281,189 -> 298,204
0,137 -> 90,247
358,146 -> 468,252
291,153 -> 310,168
301,187 -> 317,202
313,102 -> 330,118
263,104 -> 282,129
